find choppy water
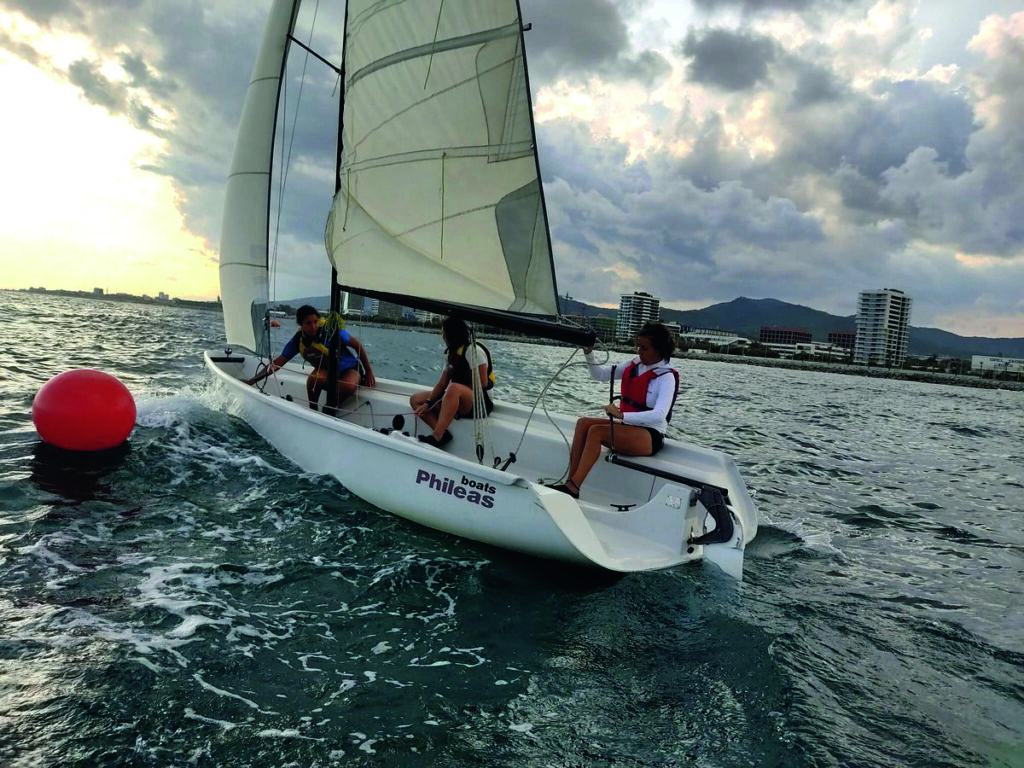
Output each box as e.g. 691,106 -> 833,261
1,289 -> 1021,767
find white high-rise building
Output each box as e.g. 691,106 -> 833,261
616,292 -> 660,341
853,288 -> 913,367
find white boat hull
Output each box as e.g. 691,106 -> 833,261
205,350 -> 758,575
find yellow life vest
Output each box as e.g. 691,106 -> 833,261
453,343 -> 495,390
297,317 -> 331,361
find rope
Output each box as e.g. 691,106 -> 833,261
469,326 -> 490,463
608,364 -> 617,451
271,0 -> 321,305
424,0 -> 446,89
439,152 -> 446,260
506,340 -> 612,483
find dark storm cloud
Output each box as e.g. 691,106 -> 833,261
144,2 -> 263,127
519,0 -> 671,86
67,57 -> 127,112
869,13 -> 1024,259
521,0 -> 629,73
3,0 -> 267,133
788,60 -> 844,108
65,56 -> 168,132
538,121 -> 646,209
833,163 -> 893,217
0,29 -> 44,65
537,118 -> 825,308
854,79 -> 975,177
681,28 -> 776,91
669,113 -> 744,193
671,20 -> 975,208
691,0 -> 854,13
0,0 -> 80,24
1,0 -> 291,249
119,51 -> 176,98
612,50 -> 672,86
759,74 -> 975,201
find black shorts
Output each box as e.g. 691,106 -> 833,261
643,427 -> 664,455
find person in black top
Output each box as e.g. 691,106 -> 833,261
409,316 -> 493,447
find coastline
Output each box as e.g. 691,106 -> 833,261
15,289 -> 1020,392
16,287 -> 221,312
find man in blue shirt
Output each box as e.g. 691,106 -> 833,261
246,305 -> 376,411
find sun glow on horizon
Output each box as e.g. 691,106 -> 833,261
0,48 -> 218,300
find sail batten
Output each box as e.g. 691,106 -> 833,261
344,141 -> 534,173
348,23 -> 520,86
326,0 -> 559,318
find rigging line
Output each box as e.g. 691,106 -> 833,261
509,347 -> 579,467
342,167 -> 351,231
287,35 -> 341,74
469,327 -> 493,464
270,71 -> 285,302
510,338 -> 611,482
423,0 -> 446,90
439,152 -> 446,261
272,0 -> 322,298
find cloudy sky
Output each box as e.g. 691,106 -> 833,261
1,0 -> 1022,337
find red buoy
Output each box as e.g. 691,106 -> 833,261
32,369 -> 136,451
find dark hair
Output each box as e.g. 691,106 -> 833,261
296,305 -> 320,324
638,322 -> 675,360
442,316 -> 470,362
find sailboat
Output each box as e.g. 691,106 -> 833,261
205,0 -> 758,576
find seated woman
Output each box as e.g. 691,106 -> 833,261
245,305 -> 375,411
410,316 -> 494,447
550,322 -> 678,499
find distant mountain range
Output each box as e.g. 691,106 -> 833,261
562,296 -> 1024,358
279,294 -> 1024,358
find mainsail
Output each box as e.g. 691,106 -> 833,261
325,0 -> 560,317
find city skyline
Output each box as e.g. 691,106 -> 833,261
1,1 -> 1022,337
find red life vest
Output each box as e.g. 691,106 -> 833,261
619,360 -> 680,422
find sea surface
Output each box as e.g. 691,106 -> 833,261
0,289 -> 1021,767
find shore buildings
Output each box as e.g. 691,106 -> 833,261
971,355 -> 1024,375
681,327 -> 748,348
853,288 -> 912,367
617,292 -> 660,340
828,330 -> 856,350
760,327 -> 812,345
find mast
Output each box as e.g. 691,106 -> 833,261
324,0 -> 351,415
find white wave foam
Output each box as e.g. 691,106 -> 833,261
777,516 -> 847,559
183,707 -> 239,732
256,729 -> 321,741
134,393 -> 210,429
193,672 -> 277,714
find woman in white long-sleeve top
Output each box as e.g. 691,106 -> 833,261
549,322 -> 678,499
